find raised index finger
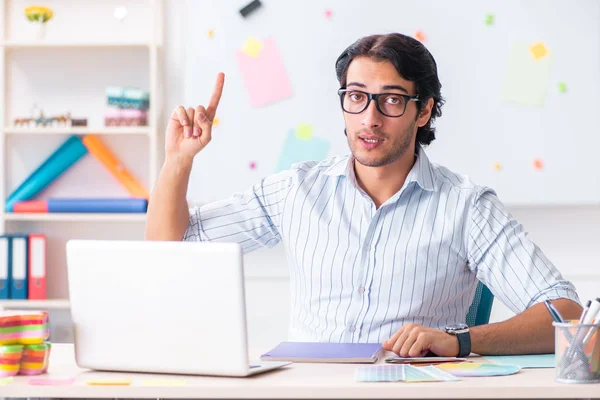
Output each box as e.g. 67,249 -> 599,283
206,72 -> 225,120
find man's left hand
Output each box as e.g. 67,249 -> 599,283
382,323 -> 459,357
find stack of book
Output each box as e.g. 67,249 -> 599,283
104,86 -> 149,126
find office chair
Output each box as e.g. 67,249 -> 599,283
466,281 -> 494,327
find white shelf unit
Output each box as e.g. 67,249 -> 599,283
4,126 -> 151,135
1,40 -> 152,48
0,299 -> 70,310
4,212 -> 147,222
0,0 -> 163,309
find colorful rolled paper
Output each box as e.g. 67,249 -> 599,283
0,311 -> 50,345
19,342 -> 51,375
0,345 -> 23,377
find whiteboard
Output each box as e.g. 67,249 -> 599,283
184,0 -> 600,206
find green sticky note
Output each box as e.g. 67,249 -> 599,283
296,123 -> 313,141
485,13 -> 494,25
557,82 -> 567,93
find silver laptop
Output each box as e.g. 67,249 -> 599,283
66,240 -> 291,377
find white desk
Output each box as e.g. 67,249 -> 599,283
1,344 -> 598,399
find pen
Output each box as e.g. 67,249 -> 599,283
545,300 -> 589,372
544,300 -> 564,322
582,298 -> 600,346
578,300 -> 592,324
564,300 -> 593,367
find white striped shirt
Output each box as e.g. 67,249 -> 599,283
184,147 -> 580,343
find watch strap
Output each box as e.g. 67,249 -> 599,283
456,330 -> 471,357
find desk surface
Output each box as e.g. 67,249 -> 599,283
1,344 -> 599,399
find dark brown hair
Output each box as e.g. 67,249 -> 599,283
335,33 -> 445,148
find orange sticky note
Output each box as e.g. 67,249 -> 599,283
533,158 -> 544,170
86,379 -> 132,386
529,42 -> 548,60
415,30 -> 426,42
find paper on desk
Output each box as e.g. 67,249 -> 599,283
502,42 -> 552,107
484,354 -> 555,369
355,364 -> 459,382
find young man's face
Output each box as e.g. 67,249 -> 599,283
342,56 -> 424,168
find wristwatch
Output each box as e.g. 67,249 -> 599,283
444,323 -> 471,357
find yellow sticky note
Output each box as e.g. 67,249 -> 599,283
212,117 -> 220,126
139,379 -> 188,386
493,162 -> 502,172
529,42 -> 548,60
242,38 -> 263,58
296,124 -> 313,141
208,29 -> 215,38
86,379 -> 132,386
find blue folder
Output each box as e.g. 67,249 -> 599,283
260,342 -> 383,363
0,235 -> 11,299
8,235 -> 29,299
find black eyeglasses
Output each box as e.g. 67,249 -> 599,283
337,88 -> 420,118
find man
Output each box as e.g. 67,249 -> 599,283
145,33 -> 581,357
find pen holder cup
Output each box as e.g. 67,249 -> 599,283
554,322 -> 600,384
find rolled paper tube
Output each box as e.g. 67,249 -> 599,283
5,136 -> 87,211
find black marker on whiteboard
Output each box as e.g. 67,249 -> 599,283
239,0 -> 262,18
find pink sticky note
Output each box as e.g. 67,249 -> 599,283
29,377 -> 76,386
236,37 -> 294,108
249,161 -> 257,170
325,9 -> 333,18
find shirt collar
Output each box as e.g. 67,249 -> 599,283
324,146 -> 437,192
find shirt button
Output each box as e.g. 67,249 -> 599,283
350,326 -> 356,332
358,286 -> 365,293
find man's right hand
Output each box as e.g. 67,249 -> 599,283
165,72 -> 225,161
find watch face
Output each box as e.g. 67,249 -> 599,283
445,323 -> 469,333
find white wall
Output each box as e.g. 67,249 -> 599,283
164,3 -> 599,348
32,2 -> 600,348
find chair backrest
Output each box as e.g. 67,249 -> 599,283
466,282 -> 494,327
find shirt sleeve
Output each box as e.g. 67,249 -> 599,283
182,170 -> 294,253
466,187 -> 580,314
